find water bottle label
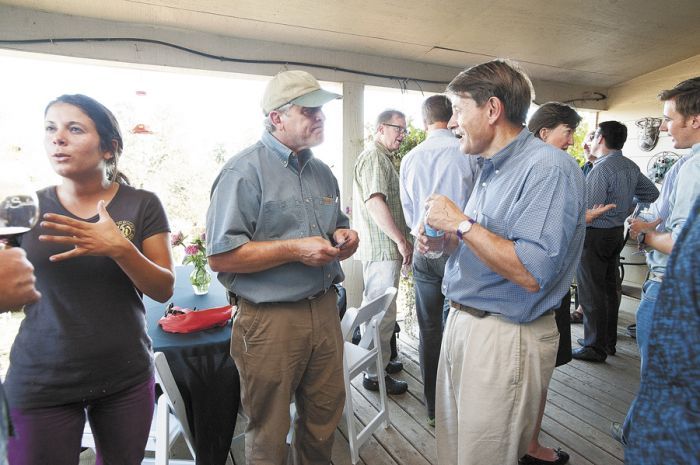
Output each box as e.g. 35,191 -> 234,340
424,223 -> 444,237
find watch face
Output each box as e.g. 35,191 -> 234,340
457,219 -> 475,239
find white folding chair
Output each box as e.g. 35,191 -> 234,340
340,286 -> 397,464
82,352 -> 196,465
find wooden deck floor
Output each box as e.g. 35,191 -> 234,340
225,307 -> 640,465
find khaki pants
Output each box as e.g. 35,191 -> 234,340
231,291 -> 345,465
436,308 -> 559,465
360,260 -> 401,377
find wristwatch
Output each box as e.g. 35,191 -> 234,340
456,218 -> 476,240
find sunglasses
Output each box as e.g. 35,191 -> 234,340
164,303 -> 195,317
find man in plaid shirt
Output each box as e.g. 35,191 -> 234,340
353,109 -> 413,395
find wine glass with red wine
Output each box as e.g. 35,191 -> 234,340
0,178 -> 39,248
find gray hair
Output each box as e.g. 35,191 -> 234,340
375,109 -> 406,132
264,103 -> 294,133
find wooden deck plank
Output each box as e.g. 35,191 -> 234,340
543,399 -> 625,461
331,429 -> 367,465
336,413 -> 393,465
541,415 -> 624,465
548,376 -> 629,420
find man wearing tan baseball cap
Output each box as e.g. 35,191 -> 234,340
206,69 -> 357,464
261,69 -> 341,114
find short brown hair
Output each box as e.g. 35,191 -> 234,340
422,95 -> 452,125
447,59 -> 534,126
658,77 -> 700,118
528,102 -> 582,139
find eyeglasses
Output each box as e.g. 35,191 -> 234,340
164,303 -> 195,317
382,123 -> 409,135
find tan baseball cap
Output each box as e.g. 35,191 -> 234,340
261,70 -> 342,115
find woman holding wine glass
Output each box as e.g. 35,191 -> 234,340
5,94 -> 174,465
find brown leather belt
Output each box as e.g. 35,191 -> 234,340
449,301 -> 495,318
229,288 -> 330,305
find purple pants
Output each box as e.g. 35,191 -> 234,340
8,377 -> 154,465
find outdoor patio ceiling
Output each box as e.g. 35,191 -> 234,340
1,0 -> 699,88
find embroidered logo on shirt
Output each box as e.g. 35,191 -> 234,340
116,220 -> 136,241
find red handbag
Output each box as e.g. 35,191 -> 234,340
158,304 -> 233,334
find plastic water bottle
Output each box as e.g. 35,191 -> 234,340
424,223 -> 444,259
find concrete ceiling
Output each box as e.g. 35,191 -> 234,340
2,0 -> 700,88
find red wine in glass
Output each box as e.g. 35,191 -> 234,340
0,192 -> 39,248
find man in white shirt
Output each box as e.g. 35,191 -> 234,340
399,94 -> 478,425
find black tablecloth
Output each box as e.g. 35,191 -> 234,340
145,266 -> 239,465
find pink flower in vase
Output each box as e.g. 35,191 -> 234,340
185,245 -> 200,256
171,231 -> 185,247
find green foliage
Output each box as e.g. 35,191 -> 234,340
568,122 -> 590,167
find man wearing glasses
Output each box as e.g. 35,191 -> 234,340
352,110 -> 413,395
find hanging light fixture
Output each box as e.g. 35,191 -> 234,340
131,90 -> 154,135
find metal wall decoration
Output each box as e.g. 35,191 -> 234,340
647,151 -> 680,184
635,117 -> 663,152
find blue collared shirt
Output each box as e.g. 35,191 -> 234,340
586,150 -> 659,228
646,147 -> 696,275
206,130 -> 349,303
443,128 -> 586,323
399,129 -> 479,237
667,145 -> 700,241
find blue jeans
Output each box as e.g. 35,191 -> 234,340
412,251 -> 449,418
622,279 -> 661,443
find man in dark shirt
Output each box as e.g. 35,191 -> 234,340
573,121 -> 659,362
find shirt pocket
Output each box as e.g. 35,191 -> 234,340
314,196 -> 339,235
261,199 -> 304,239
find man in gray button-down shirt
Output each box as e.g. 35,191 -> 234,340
206,70 -> 359,465
573,121 -> 659,363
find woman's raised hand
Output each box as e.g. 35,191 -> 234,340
39,200 -> 130,262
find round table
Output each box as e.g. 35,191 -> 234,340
144,266 -> 239,465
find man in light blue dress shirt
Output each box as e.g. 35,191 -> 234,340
424,60 -> 586,465
399,94 -> 478,426
617,76 -> 700,446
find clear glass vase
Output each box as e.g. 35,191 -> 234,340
189,265 -> 212,295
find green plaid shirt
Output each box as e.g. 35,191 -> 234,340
353,141 -> 410,261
